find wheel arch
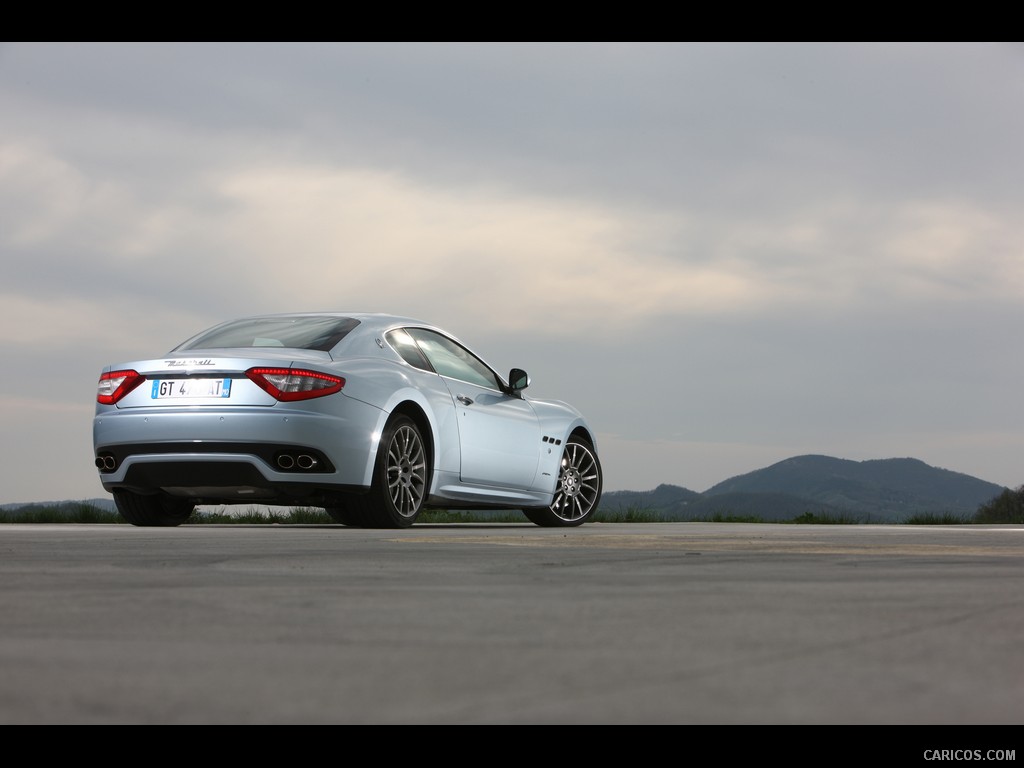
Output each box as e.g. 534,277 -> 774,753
389,400 -> 435,481
353,381 -> 443,488
568,424 -> 598,451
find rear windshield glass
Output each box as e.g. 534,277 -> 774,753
173,316 -> 360,352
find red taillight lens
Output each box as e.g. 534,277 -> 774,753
97,369 -> 145,405
246,367 -> 345,401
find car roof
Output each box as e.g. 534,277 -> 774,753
226,312 -> 456,341
237,311 -> 429,325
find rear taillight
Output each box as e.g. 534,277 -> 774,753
246,367 -> 345,402
97,369 -> 145,405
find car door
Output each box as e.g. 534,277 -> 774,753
404,328 -> 541,489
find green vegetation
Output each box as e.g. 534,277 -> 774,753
786,511 -> 861,525
0,502 -> 121,524
3,490 -> 1023,525
904,512 -> 972,525
193,507 -> 333,524
0,504 -> 658,525
594,505 -> 663,523
972,485 -> 1024,524
690,513 -> 766,523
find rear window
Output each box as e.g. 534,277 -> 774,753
173,316 -> 360,352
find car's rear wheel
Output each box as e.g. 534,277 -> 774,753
324,504 -> 364,527
113,490 -> 195,527
357,414 -> 428,529
522,436 -> 602,527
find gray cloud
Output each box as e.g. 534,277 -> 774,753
1,41 -> 1022,503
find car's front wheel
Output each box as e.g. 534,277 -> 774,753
522,436 -> 603,527
113,490 -> 195,527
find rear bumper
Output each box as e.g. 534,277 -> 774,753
93,401 -> 385,503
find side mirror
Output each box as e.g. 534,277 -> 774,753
509,368 -> 530,394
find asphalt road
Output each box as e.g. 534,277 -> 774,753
1,522 -> 1022,727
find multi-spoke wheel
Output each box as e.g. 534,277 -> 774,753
360,414 -> 429,528
522,436 -> 603,527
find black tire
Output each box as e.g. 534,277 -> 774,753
324,503 -> 365,527
522,436 -> 602,527
113,490 -> 195,527
358,414 -> 429,529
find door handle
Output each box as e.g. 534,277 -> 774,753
456,395 -> 473,405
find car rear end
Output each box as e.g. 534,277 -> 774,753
92,348 -> 384,507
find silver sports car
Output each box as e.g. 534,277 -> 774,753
93,312 -> 603,528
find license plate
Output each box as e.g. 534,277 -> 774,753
151,378 -> 232,399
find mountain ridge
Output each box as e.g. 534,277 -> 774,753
601,454 -> 1010,522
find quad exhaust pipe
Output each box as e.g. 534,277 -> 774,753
96,450 -> 321,474
276,453 -> 318,471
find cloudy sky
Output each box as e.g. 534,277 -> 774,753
1,42 -> 1022,505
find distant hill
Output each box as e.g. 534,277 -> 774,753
601,455 -> 1009,522
597,483 -> 702,518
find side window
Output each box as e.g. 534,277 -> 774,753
385,328 -> 432,371
407,329 -> 502,390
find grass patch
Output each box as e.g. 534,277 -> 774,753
786,511 -> 862,525
188,507 -> 335,524
594,505 -> 663,523
904,512 -> 970,525
0,503 -> 125,524
0,501 -> 991,526
693,513 -> 767,523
